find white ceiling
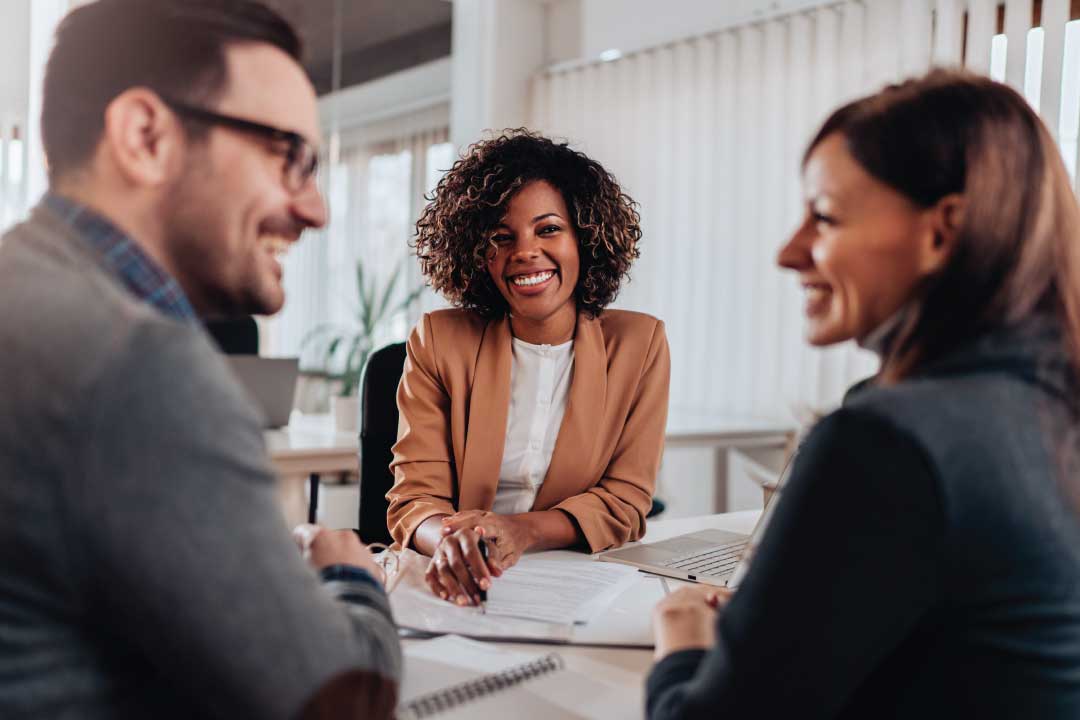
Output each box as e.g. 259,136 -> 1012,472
271,0 -> 452,93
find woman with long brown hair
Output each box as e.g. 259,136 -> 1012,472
648,70 -> 1080,718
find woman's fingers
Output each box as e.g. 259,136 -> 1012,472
441,511 -> 490,534
427,526 -> 502,606
424,562 -> 449,600
433,550 -> 468,604
459,532 -> 492,594
442,534 -> 483,605
705,587 -> 734,608
494,548 -> 520,572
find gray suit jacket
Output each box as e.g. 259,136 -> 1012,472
0,204 -> 401,719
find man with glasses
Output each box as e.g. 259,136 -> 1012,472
0,1 -> 400,718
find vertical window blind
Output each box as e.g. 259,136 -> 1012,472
270,108 -> 452,360
529,0 -> 1080,423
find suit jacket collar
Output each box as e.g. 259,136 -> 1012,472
458,312 -> 608,511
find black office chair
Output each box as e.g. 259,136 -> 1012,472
205,316 -> 259,355
357,342 -> 408,544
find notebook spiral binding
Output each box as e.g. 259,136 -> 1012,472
398,653 -> 565,719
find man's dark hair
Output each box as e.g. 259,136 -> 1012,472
42,0 -> 302,182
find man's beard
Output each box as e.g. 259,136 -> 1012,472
160,171 -> 260,318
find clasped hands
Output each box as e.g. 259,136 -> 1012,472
424,510 -> 533,606
422,511 -> 734,662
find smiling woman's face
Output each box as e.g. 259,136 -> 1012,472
485,180 -> 580,332
777,133 -> 944,347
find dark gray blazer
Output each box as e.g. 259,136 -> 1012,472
648,317 -> 1080,718
0,204 -> 401,719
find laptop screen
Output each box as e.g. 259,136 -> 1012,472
725,442 -> 799,588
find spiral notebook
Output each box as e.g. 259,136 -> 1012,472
400,635 -> 642,719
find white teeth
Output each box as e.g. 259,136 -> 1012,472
511,270 -> 555,287
262,235 -> 291,257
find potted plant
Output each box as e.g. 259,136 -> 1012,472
301,257 -> 423,432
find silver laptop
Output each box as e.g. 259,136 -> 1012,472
225,356 -> 299,429
598,448 -> 796,588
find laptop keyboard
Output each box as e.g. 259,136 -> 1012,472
660,540 -> 747,577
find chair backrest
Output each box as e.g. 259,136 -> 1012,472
205,316 -> 259,355
357,342 -> 408,544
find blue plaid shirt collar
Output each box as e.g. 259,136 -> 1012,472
43,193 -> 197,322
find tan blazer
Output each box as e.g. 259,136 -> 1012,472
387,308 -> 670,553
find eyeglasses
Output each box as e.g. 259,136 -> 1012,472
163,98 -> 319,193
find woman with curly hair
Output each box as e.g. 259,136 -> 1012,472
386,130 -> 670,606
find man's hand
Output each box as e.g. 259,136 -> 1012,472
293,525 -> 385,584
652,585 -> 733,660
440,510 -> 534,572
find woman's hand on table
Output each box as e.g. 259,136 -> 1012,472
440,510 -> 535,573
425,525 -> 496,606
652,585 -> 733,661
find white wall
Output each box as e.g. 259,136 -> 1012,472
0,0 -> 31,122
318,57 -> 451,141
543,0 -> 583,64
451,0 -> 546,150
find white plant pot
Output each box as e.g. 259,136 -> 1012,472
332,395 -> 360,434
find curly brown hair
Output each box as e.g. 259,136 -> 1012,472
414,129 -> 642,319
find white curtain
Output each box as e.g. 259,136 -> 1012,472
269,104 -> 452,360
529,0 -> 1080,423
0,119 -> 27,232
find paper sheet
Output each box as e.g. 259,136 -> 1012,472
392,580 -> 574,642
485,556 -> 640,624
386,548 -> 654,645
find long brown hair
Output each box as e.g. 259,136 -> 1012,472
807,69 -> 1080,384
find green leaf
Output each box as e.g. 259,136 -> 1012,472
324,336 -> 344,369
340,334 -> 368,396
374,264 -> 402,323
355,261 -> 366,305
362,282 -> 377,334
302,255 -> 426,393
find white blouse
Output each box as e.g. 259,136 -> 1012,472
492,337 -> 575,515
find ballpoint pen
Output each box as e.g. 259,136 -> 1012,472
477,537 -> 489,614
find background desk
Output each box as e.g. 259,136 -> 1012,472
401,510 -> 760,717
266,413 -> 357,526
661,410 -> 792,515
267,410 -> 792,527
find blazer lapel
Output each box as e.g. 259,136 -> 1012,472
458,315 -> 512,510
533,313 -> 607,510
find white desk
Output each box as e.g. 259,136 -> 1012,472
401,510 -> 761,712
265,412 -> 358,476
664,409 -> 793,513
265,413 -> 358,525
267,410 -> 792,522
267,411 -> 791,478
